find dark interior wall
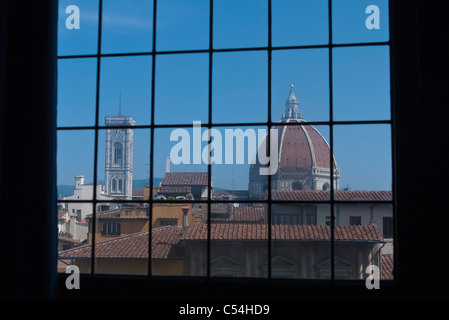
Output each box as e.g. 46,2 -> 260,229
0,0 -> 448,300
393,0 -> 449,298
0,0 -> 58,299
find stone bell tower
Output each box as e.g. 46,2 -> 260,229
104,111 -> 135,200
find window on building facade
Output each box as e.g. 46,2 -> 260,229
159,218 -> 177,226
56,0 -> 394,284
101,221 -> 121,236
383,216 -> 393,239
349,216 -> 361,226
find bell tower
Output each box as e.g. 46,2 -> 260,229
104,112 -> 135,200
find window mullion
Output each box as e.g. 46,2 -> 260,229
90,0 -> 104,276
328,0 -> 335,283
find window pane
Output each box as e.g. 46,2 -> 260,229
213,51 -> 267,124
334,204 -> 393,280
157,0 -> 209,51
152,202 -> 206,276
213,0 -> 267,49
155,53 -> 208,125
99,56 -> 152,126
154,127 -> 209,200
209,126 -> 268,201
57,58 -> 97,127
332,0 -> 389,44
272,0 -> 328,46
271,204 -> 330,279
101,0 -> 153,54
57,202 -> 92,274
270,124 -> 332,200
97,129 -> 150,200
333,46 -> 390,121
333,124 -> 392,194
272,49 -> 329,122
92,203 -> 149,275
209,203 -> 267,278
58,0 -> 99,56
55,0 -> 395,283
57,130 -> 95,200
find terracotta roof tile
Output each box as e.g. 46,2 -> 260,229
76,219 -> 89,226
212,206 -> 265,223
85,207 -> 148,220
182,224 -> 383,242
381,254 -> 394,279
58,236 -> 83,245
161,172 -> 208,186
159,186 -> 191,194
271,190 -> 392,201
59,224 -> 383,260
58,226 -> 184,260
233,207 -> 265,222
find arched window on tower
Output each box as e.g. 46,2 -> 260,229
118,179 -> 123,192
322,183 -> 330,191
112,179 -> 117,192
114,142 -> 123,166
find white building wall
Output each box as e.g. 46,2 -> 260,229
73,223 -> 88,242
62,176 -> 118,219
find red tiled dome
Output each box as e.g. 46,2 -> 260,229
252,118 -> 336,171
249,85 -> 339,198
275,118 -> 335,170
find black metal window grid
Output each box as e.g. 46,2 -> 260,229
57,0 -> 395,282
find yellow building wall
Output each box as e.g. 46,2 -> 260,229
89,208 -> 150,244
88,205 -> 195,243
79,205 -> 191,275
152,203 -> 194,228
152,260 -> 184,276
91,219 -> 150,244
60,259 -> 184,276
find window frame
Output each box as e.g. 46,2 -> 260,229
4,0 -> 448,302
349,216 -> 362,226
101,221 -> 121,236
54,0 -> 398,296
382,216 -> 393,239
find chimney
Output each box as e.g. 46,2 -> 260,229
166,157 -> 170,173
182,206 -> 189,227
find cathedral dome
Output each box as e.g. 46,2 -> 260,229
249,85 -> 339,199
275,118 -> 335,170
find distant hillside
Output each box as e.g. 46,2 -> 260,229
57,185 -> 75,199
57,178 -> 163,198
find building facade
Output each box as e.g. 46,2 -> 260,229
60,174 -> 118,220
59,224 -> 386,279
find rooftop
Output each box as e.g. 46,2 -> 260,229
161,172 -> 208,186
59,226 -> 184,260
59,223 -> 383,260
85,207 -> 148,220
381,254 -> 394,280
271,190 -> 392,201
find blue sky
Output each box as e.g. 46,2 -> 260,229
57,0 -> 391,192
